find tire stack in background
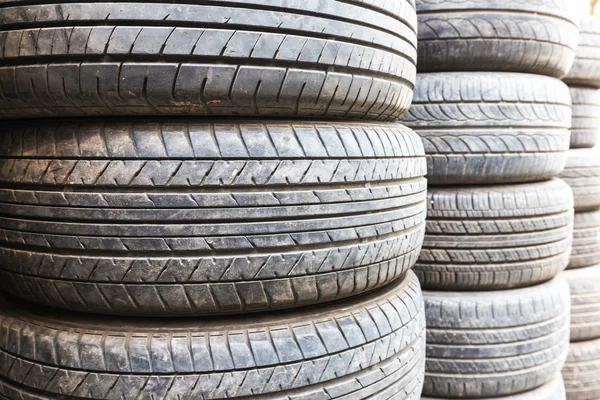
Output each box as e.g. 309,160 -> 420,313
0,2 -> 430,399
559,15 -> 600,400
404,0 -> 579,398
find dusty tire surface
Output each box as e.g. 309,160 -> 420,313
562,264 -> 600,342
415,179 -> 574,290
563,338 -> 600,400
564,16 -> 600,88
0,0 -> 417,120
0,119 -> 427,316
559,148 -> 600,212
402,72 -> 571,184
422,277 -> 571,398
569,86 -> 600,149
569,210 -> 600,269
421,374 -> 566,400
0,271 -> 426,400
416,0 -> 578,77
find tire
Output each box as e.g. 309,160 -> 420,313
569,210 -> 600,269
0,1 -> 417,121
563,338 -> 600,400
562,264 -> 600,342
421,374 -> 566,400
422,277 -> 571,398
0,270 -> 426,400
569,86 -> 600,149
559,148 -> 600,212
0,119 -> 427,316
564,16 -> 600,88
416,0 -> 578,77
415,179 -> 574,290
402,72 -> 571,184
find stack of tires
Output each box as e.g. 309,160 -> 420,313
0,2 -> 430,399
559,15 -> 600,400
404,0 -> 578,398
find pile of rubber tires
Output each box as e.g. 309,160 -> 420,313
0,2 -> 430,399
404,0 -> 579,398
560,15 -> 600,400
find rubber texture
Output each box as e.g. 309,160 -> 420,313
402,72 -> 571,184
422,277 -> 571,398
563,338 -> 600,400
0,270 -> 425,400
559,148 -> 600,212
562,264 -> 600,342
569,210 -> 600,269
416,0 -> 578,77
415,179 -> 574,290
0,0 -> 417,120
569,86 -> 600,149
0,119 -> 427,316
564,16 -> 600,88
421,374 -> 566,400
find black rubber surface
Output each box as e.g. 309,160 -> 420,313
0,0 -> 417,120
403,72 -> 571,184
0,119 -> 427,316
0,271 -> 426,400
562,264 -> 600,342
559,148 -> 600,211
416,0 -> 578,77
569,86 -> 600,149
422,277 -> 571,398
564,16 -> 600,88
563,338 -> 600,400
416,179 -> 574,290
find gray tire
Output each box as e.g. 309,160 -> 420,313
0,119 -> 427,316
569,86 -> 600,149
562,264 -> 600,342
416,179 -> 574,290
0,270 -> 426,400
421,374 -> 566,400
0,1 -> 417,120
423,277 -> 571,398
563,338 -> 600,400
559,148 -> 600,212
403,72 -> 571,184
569,210 -> 600,269
416,0 -> 578,77
564,16 -> 600,88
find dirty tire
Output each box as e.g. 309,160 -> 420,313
0,119 -> 427,316
402,72 -> 571,184
569,86 -> 600,149
569,210 -> 600,269
562,264 -> 600,342
415,179 -> 574,290
563,338 -> 600,400
559,148 -> 600,211
0,271 -> 426,400
421,374 -> 566,400
416,0 -> 578,77
0,1 -> 417,120
422,277 -> 571,398
564,16 -> 600,88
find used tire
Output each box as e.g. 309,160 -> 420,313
562,264 -> 600,342
0,270 -> 426,400
563,338 -> 600,400
421,374 -> 566,400
559,148 -> 600,212
0,119 -> 427,316
569,86 -> 600,149
403,72 -> 571,184
569,210 -> 600,269
0,1 -> 417,120
422,277 -> 571,398
564,16 -> 600,88
416,179 -> 574,290
416,0 -> 578,77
